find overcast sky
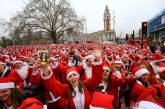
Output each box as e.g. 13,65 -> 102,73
0,0 -> 165,36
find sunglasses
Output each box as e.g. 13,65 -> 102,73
104,70 -> 110,73
86,59 -> 92,63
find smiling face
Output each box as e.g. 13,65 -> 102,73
140,73 -> 149,83
0,64 -> 5,73
14,63 -> 23,69
86,59 -> 92,67
68,73 -> 79,87
0,89 -> 11,102
103,69 -> 110,80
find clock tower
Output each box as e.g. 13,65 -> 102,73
104,5 -> 111,31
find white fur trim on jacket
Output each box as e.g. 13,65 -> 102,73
113,70 -> 121,79
67,71 -> 79,80
89,105 -> 105,109
138,101 -> 164,109
0,82 -> 15,89
135,68 -> 149,78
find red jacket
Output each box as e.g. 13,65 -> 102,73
30,68 -> 68,109
131,81 -> 153,103
8,66 -> 33,89
42,64 -> 103,109
151,83 -> 165,108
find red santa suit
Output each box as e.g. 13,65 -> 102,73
151,82 -> 165,108
30,66 -> 68,109
97,72 -> 125,108
8,61 -> 33,89
49,59 -> 68,83
75,55 -> 97,81
41,61 -> 103,109
130,67 -> 153,106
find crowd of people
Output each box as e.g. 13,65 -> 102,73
0,42 -> 164,109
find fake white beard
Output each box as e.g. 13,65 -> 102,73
16,66 -> 28,80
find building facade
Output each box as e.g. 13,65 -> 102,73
148,8 -> 165,44
79,5 -> 116,44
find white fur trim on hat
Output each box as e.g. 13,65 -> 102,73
115,61 -> 123,64
67,71 -> 79,80
135,68 -> 149,78
103,66 -> 110,71
138,101 -> 164,109
85,55 -> 95,60
0,62 -> 5,65
13,61 -> 23,65
158,67 -> 165,73
0,82 -> 15,89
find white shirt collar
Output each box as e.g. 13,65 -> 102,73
163,81 -> 165,87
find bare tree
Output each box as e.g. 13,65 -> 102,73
10,0 -> 85,44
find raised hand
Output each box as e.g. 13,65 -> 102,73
92,49 -> 102,61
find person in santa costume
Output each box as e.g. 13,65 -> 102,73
130,66 -> 154,106
40,50 -> 103,109
49,57 -> 68,83
8,60 -> 33,89
0,61 -> 10,78
150,62 -> 165,108
0,77 -> 24,109
0,77 -> 47,109
95,64 -> 125,109
30,57 -> 68,109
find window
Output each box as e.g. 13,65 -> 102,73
161,15 -> 165,24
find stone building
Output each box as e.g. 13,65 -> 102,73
79,5 -> 116,44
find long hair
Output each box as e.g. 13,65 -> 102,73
137,78 -> 150,88
11,88 -> 25,109
68,80 -> 83,97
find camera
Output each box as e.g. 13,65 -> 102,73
40,51 -> 48,65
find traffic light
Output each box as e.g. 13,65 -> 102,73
132,30 -> 134,41
126,34 -> 129,41
142,22 -> 148,37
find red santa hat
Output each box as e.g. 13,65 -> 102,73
103,64 -> 111,71
0,77 -> 15,89
120,51 -> 128,60
132,67 -> 149,78
85,54 -> 95,61
90,92 -> 114,109
18,98 -> 45,109
66,68 -> 80,80
151,54 -> 165,62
